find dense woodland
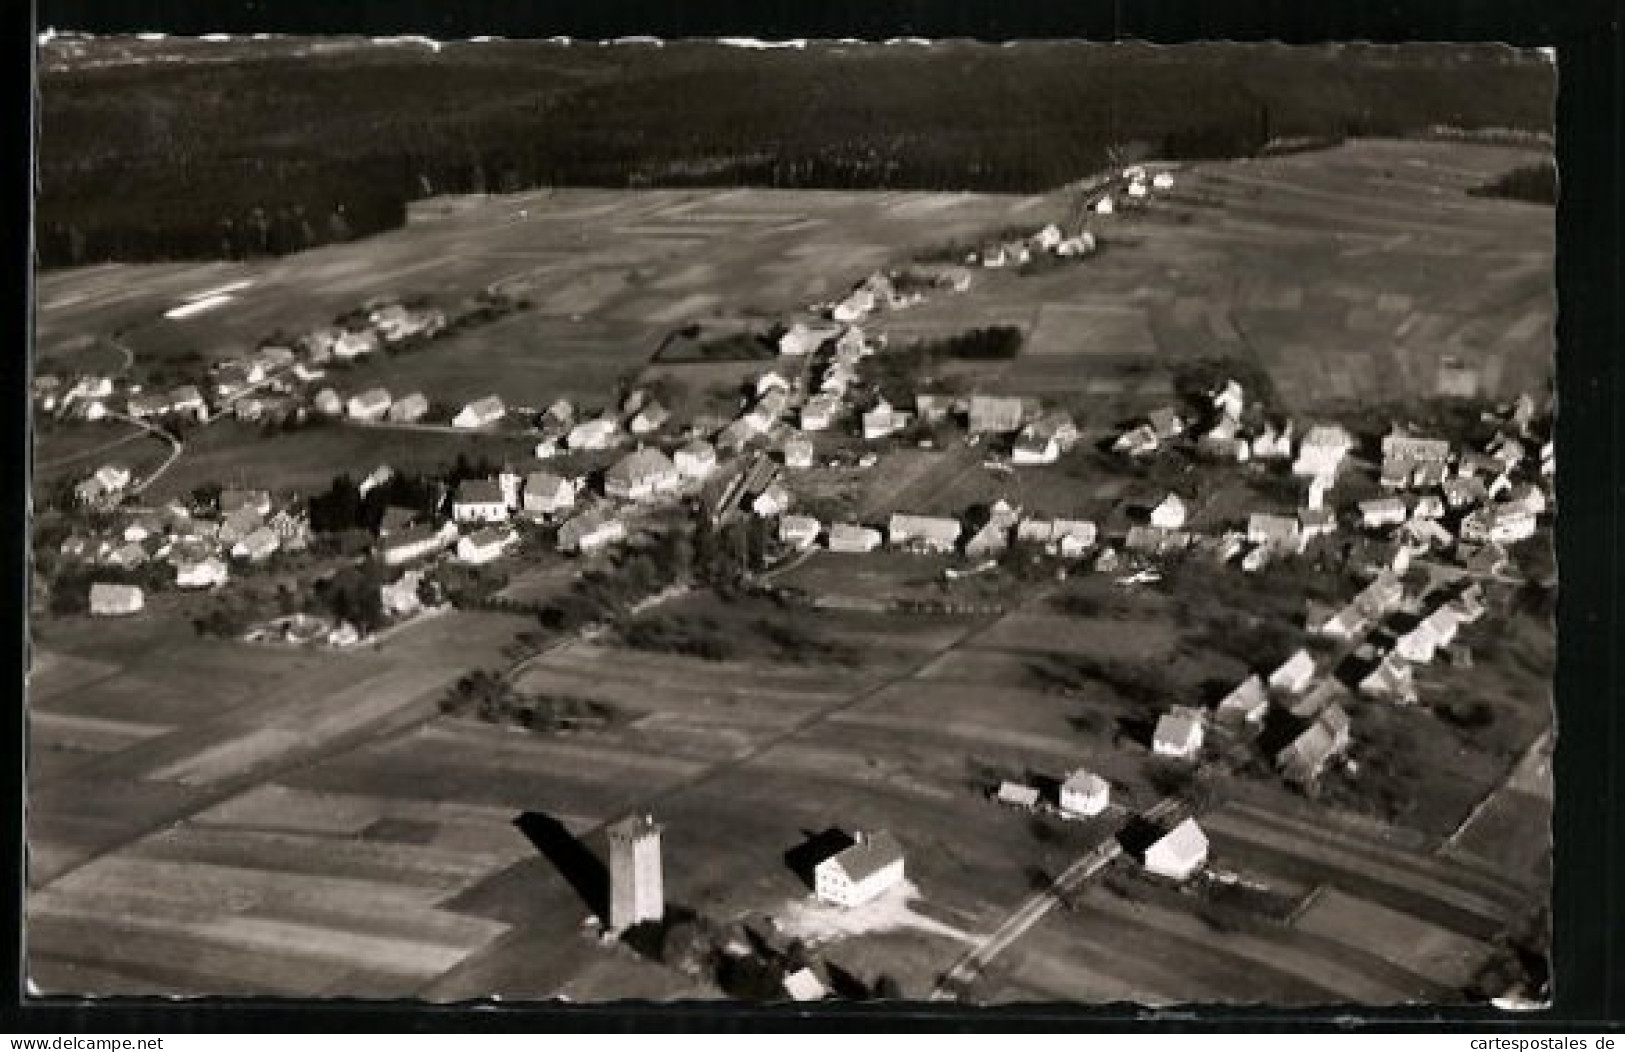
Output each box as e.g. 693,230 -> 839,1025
38,40 -> 1554,268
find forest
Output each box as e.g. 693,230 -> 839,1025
38,39 -> 1555,268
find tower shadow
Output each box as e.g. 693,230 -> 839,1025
514,811 -> 609,922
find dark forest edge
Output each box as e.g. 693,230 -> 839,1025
1469,160 -> 1559,205
37,40 -> 1555,269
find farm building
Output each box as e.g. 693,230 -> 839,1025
827,523 -> 882,554
1113,424 -> 1159,457
456,527 -> 518,566
1252,422 -> 1293,461
779,321 -> 842,357
1149,494 -> 1188,530
1359,657 -> 1418,704
1059,770 -> 1110,817
1143,819 -> 1208,882
1460,504 -> 1537,545
967,395 -> 1026,435
1216,674 -> 1270,727
1381,428 -> 1451,465
568,417 -> 621,451
1276,704 -> 1352,786
1247,512 -> 1302,550
88,583 -> 144,617
1359,498 -> 1409,529
175,556 -> 228,590
1152,707 -> 1205,760
1012,412 -> 1078,465
125,393 -> 170,420
381,522 -> 458,566
887,514 -> 960,554
453,480 -> 510,524
386,392 -> 430,424
1092,194 -> 1115,216
1269,650 -> 1316,695
1212,379 -> 1245,421
1147,407 -> 1184,442
752,481 -> 793,518
1299,508 -> 1337,538
814,831 -> 906,908
346,388 -> 393,422
782,968 -> 828,1003
801,394 -> 842,433
629,402 -> 671,435
996,782 -> 1041,809
453,395 -> 506,430
557,511 -> 627,556
964,520 -> 1010,559
523,472 -> 576,517
333,330 -> 379,360
379,570 -> 425,618
605,448 -> 682,502
313,388 -> 343,416
1316,603 -> 1369,641
779,515 -> 822,551
231,526 -> 281,563
783,434 -> 815,470
915,394 -> 954,422
674,441 -> 719,480
220,489 -> 273,517
169,385 -> 208,420
831,287 -> 876,323
1293,425 -> 1354,478
862,400 -> 905,441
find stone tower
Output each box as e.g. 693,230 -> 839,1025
607,813 -> 664,931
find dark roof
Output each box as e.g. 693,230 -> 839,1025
456,479 -> 505,504
825,831 -> 904,883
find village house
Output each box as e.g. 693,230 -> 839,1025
231,526 -> 281,563
996,782 -> 1041,810
1093,194 -> 1115,216
220,489 -> 272,517
1269,649 -> 1317,695
386,392 -> 430,424
1293,424 -> 1354,478
1056,231 -> 1097,257
522,471 -> 576,517
1152,707 -> 1205,761
75,464 -> 132,506
175,556 -> 229,590
168,385 -> 208,421
1149,494 -> 1188,530
557,511 -> 627,556
88,582 -> 145,617
457,526 -> 518,565
1012,412 -> 1079,466
831,287 -> 877,323
887,513 -> 960,554
915,393 -> 953,423
1506,482 -> 1548,517
1247,512 -> 1302,552
333,329 -> 380,361
453,395 -> 506,430
125,392 -> 170,420
813,831 -> 906,908
311,388 -> 343,416
778,321 -> 842,358
673,441 -> 719,480
346,388 -> 393,422
1359,657 -> 1418,704
605,448 -> 682,503
379,570 -> 425,619
752,481 -> 793,518
1059,769 -> 1111,817
1212,379 -> 1245,421
1252,421 -> 1294,461
1113,424 -> 1160,457
1381,427 -> 1451,466
965,520 -> 1010,559
1359,497 -> 1409,530
1276,704 -> 1352,786
567,416 -> 620,452
779,514 -> 822,551
862,400 -> 906,442
1460,504 -> 1537,545
1212,675 -> 1268,729
966,395 -> 1027,436
453,480 -> 510,524
800,393 -> 842,433
629,402 -> 671,436
1143,818 -> 1208,882
827,523 -> 883,554
782,968 -> 828,1003
1147,407 -> 1184,443
783,434 -> 815,470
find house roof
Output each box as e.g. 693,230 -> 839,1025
888,513 -> 961,543
1217,674 -> 1268,718
1154,707 -> 1204,747
525,470 -> 570,494
1062,769 -> 1109,797
460,394 -> 506,417
822,831 -> 904,884
1148,818 -> 1208,863
466,526 -> 513,548
607,448 -> 678,486
350,387 -> 391,408
1271,649 -> 1316,685
455,479 -> 505,505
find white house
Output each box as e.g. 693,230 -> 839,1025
88,582 -> 144,617
452,395 -> 506,430
1360,497 -> 1409,529
1269,649 -> 1317,695
629,402 -> 670,435
457,526 -> 518,565
1114,424 -> 1160,457
1143,818 -> 1208,882
1093,194 -> 1115,215
831,288 -> 877,323
346,388 -> 393,422
1149,494 -> 1188,530
783,434 -> 815,470
782,968 -> 828,1003
605,448 -> 682,502
752,481 -> 793,518
1152,707 -> 1205,760
1059,769 -> 1111,817
313,388 -> 344,416
863,400 -> 904,441
827,523 -> 882,554
523,471 -> 576,517
674,441 -> 718,480
1359,657 -> 1418,704
996,782 -> 1041,809
453,480 -> 510,524
1460,504 -> 1537,545
332,330 -> 379,361
1216,674 -> 1270,727
381,522 -> 459,566
1152,171 -> 1176,190
386,392 -> 430,424
813,831 -> 905,908
231,526 -> 281,563
1276,705 -> 1353,786
567,417 -> 620,451
778,322 -> 841,358
779,514 -> 822,551
801,394 -> 842,433
966,395 -> 1026,436
175,557 -> 228,589
888,513 -> 960,554
557,511 -> 627,556
1248,512 -> 1302,551
1293,425 -> 1354,478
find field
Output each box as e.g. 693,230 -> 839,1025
28,138 -> 1554,1001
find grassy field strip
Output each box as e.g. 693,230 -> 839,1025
1218,799 -> 1533,906
146,728 -> 306,787
419,720 -> 711,781
988,943 -> 1174,1005
511,665 -> 843,723
263,666 -> 455,739
1294,888 -> 1494,989
744,741 -> 958,803
27,652 -> 126,702
1201,819 -> 1510,942
964,613 -> 1180,660
192,784 -> 396,836
29,710 -> 174,753
41,855 -> 453,914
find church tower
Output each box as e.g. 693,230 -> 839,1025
607,813 -> 664,931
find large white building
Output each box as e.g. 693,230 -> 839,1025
814,831 -> 906,908
1143,818 -> 1209,882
